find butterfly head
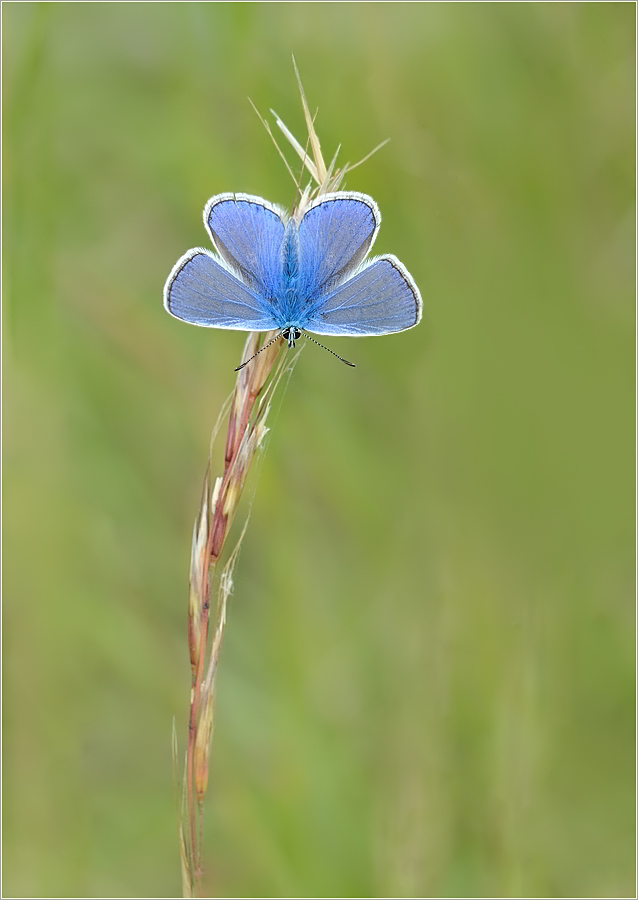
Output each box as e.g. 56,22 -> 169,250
282,326 -> 301,349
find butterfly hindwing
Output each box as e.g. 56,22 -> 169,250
164,249 -> 279,331
205,193 -> 285,296
302,255 -> 422,336
298,192 -> 380,298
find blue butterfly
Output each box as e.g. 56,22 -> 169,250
164,191 -> 421,368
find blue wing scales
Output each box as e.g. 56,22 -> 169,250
302,255 -> 422,336
204,193 -> 285,296
298,192 -> 380,298
164,249 -> 279,331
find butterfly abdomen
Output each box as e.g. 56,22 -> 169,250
278,219 -> 302,324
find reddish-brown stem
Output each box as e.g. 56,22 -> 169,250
187,516 -> 214,886
186,373 -> 260,893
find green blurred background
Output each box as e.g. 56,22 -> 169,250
3,3 -> 635,897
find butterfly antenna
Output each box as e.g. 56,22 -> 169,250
302,332 -> 356,367
235,332 -> 284,371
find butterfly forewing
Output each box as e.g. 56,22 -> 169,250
303,255 -> 422,336
164,249 -> 279,331
298,192 -> 380,299
205,193 -> 285,296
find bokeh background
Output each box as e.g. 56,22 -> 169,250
3,3 -> 635,897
